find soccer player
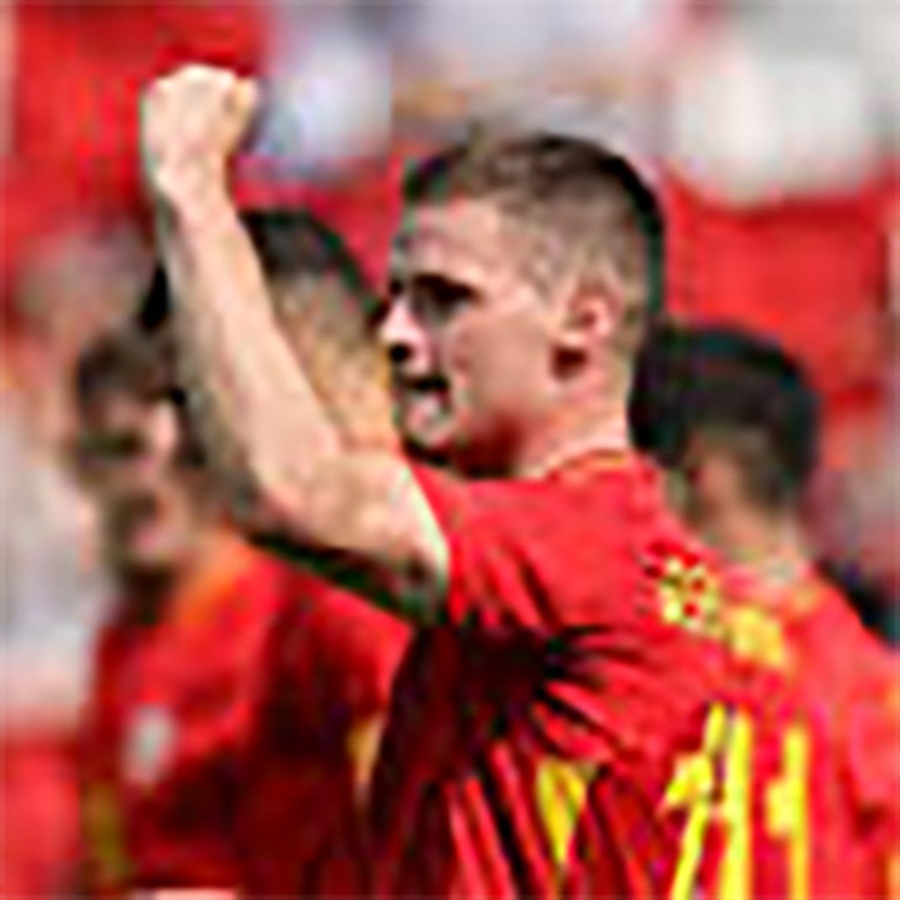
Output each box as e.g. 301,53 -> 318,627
139,65 -> 861,897
73,272 -> 406,895
630,321 -> 899,897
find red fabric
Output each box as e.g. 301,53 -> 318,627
1,734 -> 80,898
80,541 -> 407,897
663,169 -> 894,419
842,640 -> 900,899
3,3 -> 266,295
363,455 -> 736,897
779,579 -> 900,897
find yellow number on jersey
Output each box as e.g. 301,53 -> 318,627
665,705 -> 810,900
664,704 -> 752,900
765,725 -> 811,900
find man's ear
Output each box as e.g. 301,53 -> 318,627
554,277 -> 617,361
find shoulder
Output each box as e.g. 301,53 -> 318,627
413,457 -> 672,556
845,648 -> 900,815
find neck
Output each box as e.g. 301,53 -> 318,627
518,386 -> 631,478
715,510 -> 812,594
118,527 -> 234,624
118,567 -> 178,624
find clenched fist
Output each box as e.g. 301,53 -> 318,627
141,64 -> 259,202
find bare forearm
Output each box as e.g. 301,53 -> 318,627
155,182 -> 341,510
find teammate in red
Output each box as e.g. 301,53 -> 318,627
631,321 -> 897,897
847,650 -> 900,899
135,65 -> 868,898
72,212 -> 407,898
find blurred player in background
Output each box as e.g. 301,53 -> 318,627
630,321 -> 899,897
72,207 -> 407,898
139,65 -> 862,898
0,230 -> 142,899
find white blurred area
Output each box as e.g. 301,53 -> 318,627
400,0 -> 678,86
667,31 -> 880,202
2,227 -> 147,731
252,2 -> 391,174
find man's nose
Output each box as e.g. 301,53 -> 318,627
378,297 -> 423,368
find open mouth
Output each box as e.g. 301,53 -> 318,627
393,373 -> 449,397
111,494 -> 162,539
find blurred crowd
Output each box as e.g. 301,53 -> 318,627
1,1 -> 898,896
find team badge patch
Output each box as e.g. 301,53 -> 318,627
124,705 -> 176,788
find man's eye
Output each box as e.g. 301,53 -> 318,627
80,433 -> 145,462
413,275 -> 477,313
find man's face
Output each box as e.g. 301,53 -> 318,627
74,393 -> 198,578
677,435 -> 751,553
379,199 -> 556,473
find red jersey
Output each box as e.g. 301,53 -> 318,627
80,536 -> 407,897
847,649 -> 900,899
713,577 -> 867,899
364,455 -> 740,898
736,572 -> 898,898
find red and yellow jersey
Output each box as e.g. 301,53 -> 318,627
703,579 -> 868,900
364,454 -> 738,898
363,456 -> 866,898
843,638 -> 900,899
744,573 -> 899,899
79,535 -> 408,897
708,575 -> 900,898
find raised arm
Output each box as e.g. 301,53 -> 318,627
140,65 -> 447,623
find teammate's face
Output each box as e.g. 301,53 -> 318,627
677,438 -> 749,555
380,200 -> 555,473
74,394 -> 198,577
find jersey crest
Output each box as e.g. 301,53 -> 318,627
124,704 -> 177,788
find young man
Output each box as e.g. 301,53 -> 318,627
73,239 -> 406,897
630,321 -> 899,897
139,66 -> 861,897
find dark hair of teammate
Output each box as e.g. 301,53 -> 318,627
629,322 -> 821,510
138,207 -> 378,332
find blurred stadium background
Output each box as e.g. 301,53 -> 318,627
1,1 -> 897,895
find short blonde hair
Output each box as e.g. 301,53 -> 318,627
404,130 -> 665,348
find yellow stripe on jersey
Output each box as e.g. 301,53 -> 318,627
724,604 -> 792,673
82,780 -> 131,886
535,757 -> 597,892
346,714 -> 387,806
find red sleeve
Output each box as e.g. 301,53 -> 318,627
412,464 -> 638,632
411,464 -> 729,765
